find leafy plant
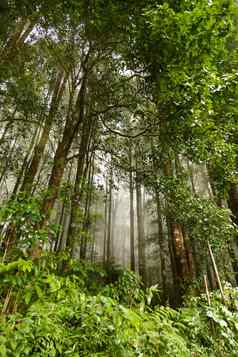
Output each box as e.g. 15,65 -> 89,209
0,253 -> 237,356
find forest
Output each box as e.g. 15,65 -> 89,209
0,0 -> 238,355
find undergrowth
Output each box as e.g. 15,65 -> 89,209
0,252 -> 237,356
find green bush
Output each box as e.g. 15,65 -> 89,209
0,254 -> 237,356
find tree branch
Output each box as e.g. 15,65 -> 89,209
100,115 -> 151,139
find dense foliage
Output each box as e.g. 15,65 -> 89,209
0,254 -> 237,356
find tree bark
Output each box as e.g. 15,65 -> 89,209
20,70 -> 67,194
80,154 -> 95,259
67,115 -> 95,255
164,160 -> 191,304
155,191 -> 170,302
150,141 -> 171,302
40,74 -> 87,228
11,125 -> 41,198
228,183 -> 238,225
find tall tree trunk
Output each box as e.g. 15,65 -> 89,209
0,137 -> 17,187
106,169 -> 113,264
40,75 -> 87,228
103,181 -> 108,265
67,115 -> 95,255
20,70 -> 67,193
219,182 -> 238,283
80,154 -> 95,259
135,165 -> 146,283
90,181 -> 98,263
228,183 -> 238,226
164,160 -> 191,304
111,195 -> 118,263
11,125 -> 41,198
182,228 -> 196,279
129,145 -> 135,271
155,190 -> 170,303
0,107 -> 17,145
58,202 -> 72,253
54,200 -> 66,252
54,163 -> 73,252
1,18 -> 34,65
205,165 -> 238,284
150,141 -> 171,302
170,223 -> 190,281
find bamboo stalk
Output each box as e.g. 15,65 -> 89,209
208,242 -> 225,303
2,287 -> 12,314
204,274 -> 211,306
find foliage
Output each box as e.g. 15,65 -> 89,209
0,195 -> 50,256
102,267 -> 145,307
180,284 -> 238,356
158,176 -> 236,249
130,0 -> 238,196
0,254 -> 237,356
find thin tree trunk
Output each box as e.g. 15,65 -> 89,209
1,18 -> 34,65
106,169 -> 113,264
111,195 -> 118,263
54,201 -> 66,252
150,141 -> 171,301
0,109 -> 17,145
58,202 -> 72,252
155,191 -> 169,302
0,137 -> 17,187
80,154 -> 95,259
11,125 -> 41,198
103,181 -> 108,265
90,192 -> 98,263
136,165 -> 146,283
129,145 -> 135,271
